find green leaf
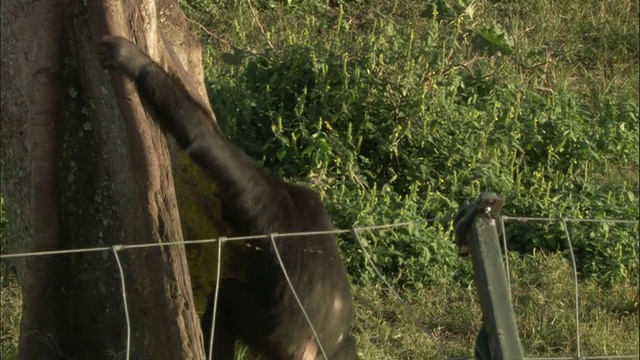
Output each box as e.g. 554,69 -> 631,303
276,148 -> 286,161
471,23 -> 513,56
220,50 -> 245,66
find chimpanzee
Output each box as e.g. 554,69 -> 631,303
99,35 -> 358,360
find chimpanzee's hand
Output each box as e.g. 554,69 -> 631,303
99,35 -> 153,78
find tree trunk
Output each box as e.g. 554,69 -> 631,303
1,0 -> 210,359
1,1 -> 64,359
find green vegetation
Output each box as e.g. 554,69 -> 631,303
180,0 -> 638,356
182,0 -> 638,284
1,198 -> 20,359
0,275 -> 19,359
352,251 -> 638,358
1,0 -> 638,358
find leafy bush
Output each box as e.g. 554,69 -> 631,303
186,0 -> 638,286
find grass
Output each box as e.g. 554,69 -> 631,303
1,251 -> 638,358
483,0 -> 638,94
352,251 -> 638,358
0,272 -> 20,359
183,0 -> 639,284
183,0 -> 638,96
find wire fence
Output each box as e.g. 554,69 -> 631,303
1,215 -> 638,360
501,216 -> 638,360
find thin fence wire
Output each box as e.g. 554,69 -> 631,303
501,216 -> 638,360
559,218 -> 582,358
0,219 -> 445,259
269,234 -> 329,360
353,228 -> 441,355
499,216 -> 512,298
207,236 -> 224,360
111,246 -> 131,360
1,215 -> 638,360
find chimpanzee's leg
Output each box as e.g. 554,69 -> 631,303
201,283 -> 234,360
202,279 -> 277,359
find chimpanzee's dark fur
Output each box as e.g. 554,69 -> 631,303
99,35 -> 357,360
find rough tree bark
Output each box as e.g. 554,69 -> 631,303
1,0 -> 213,359
0,1 -> 64,359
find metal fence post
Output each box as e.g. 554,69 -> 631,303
454,193 -> 524,360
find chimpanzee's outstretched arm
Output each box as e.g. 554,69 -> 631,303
98,35 -> 283,204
